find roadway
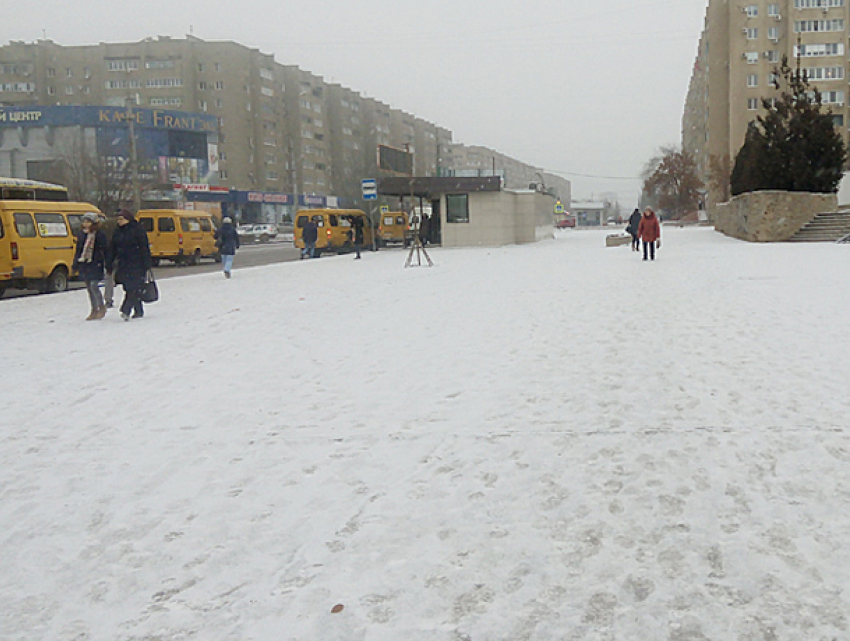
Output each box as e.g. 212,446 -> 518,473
0,241 -> 303,301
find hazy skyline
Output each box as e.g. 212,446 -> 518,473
2,0 -> 709,208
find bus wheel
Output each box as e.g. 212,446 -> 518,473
190,249 -> 201,266
45,267 -> 69,293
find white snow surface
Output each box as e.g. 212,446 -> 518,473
2,228 -> 850,641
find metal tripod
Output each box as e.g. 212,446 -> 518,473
404,233 -> 433,268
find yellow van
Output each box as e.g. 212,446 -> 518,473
378,212 -> 412,247
0,200 -> 101,295
294,209 -> 377,255
137,209 -> 220,266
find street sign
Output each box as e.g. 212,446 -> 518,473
555,201 -> 564,215
362,178 -> 378,201
380,205 -> 389,214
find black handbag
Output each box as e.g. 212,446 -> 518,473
140,270 -> 159,303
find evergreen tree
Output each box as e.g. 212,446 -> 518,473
731,56 -> 846,196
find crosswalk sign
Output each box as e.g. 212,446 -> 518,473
555,201 -> 564,215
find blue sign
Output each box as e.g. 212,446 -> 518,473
362,179 -> 378,201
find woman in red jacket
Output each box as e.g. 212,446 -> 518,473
637,207 -> 661,261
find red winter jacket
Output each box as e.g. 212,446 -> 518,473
637,212 -> 661,242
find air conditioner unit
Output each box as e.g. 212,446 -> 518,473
763,51 -> 772,58
822,5 -> 829,12
743,28 -> 750,34
774,14 -> 782,20
769,36 -> 779,42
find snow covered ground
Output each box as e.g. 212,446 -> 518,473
1,227 -> 849,641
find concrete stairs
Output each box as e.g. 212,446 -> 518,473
789,210 -> 850,242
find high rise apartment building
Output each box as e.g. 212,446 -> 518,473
683,0 -> 850,208
1,35 -> 569,213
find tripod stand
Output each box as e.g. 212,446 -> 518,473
404,232 -> 433,268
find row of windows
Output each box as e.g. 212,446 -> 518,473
0,82 -> 35,93
197,81 -> 224,91
744,50 -> 780,63
47,67 -> 91,79
0,63 -> 34,76
794,0 -> 844,7
795,42 -> 845,56
747,91 -> 845,108
109,59 -> 229,73
794,19 -> 845,31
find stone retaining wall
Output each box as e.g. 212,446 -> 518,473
714,191 -> 837,242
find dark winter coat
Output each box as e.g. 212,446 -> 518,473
637,212 -> 661,243
109,219 -> 152,290
353,218 -> 364,245
214,223 -> 240,256
627,210 -> 642,236
302,220 -> 319,244
73,229 -> 108,282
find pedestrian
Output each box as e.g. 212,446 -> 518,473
352,216 -> 364,259
108,208 -> 152,321
627,208 -> 642,252
72,212 -> 108,320
214,216 -> 240,278
301,217 -> 318,259
419,213 -> 431,247
637,207 -> 661,261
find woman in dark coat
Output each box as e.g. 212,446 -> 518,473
213,216 -> 240,278
626,208 -> 642,252
109,208 -> 152,320
73,212 -> 109,320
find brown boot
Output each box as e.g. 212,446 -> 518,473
86,309 -> 97,321
95,305 -> 107,319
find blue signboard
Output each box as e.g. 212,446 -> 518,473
362,178 -> 378,201
0,105 -> 216,133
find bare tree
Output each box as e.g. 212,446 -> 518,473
53,128 -> 146,213
641,146 -> 704,219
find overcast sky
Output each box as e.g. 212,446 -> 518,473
3,0 -> 709,208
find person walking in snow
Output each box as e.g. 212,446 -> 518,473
637,207 -> 661,261
626,208 -> 642,252
301,218 -> 318,259
73,212 -> 109,320
214,216 -> 240,278
108,208 -> 152,321
352,216 -> 364,259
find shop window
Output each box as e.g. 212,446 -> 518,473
446,194 -> 469,223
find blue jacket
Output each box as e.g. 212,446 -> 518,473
214,223 -> 240,255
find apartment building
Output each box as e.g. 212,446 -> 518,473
447,143 -> 572,205
683,0 -> 850,208
0,35 -> 565,216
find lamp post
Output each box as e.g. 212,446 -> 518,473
125,92 -> 141,212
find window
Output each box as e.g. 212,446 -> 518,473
747,74 -> 759,87
746,28 -> 759,39
261,86 -> 274,97
746,51 -> 759,64
794,0 -> 844,7
139,217 -> 154,232
199,81 -> 207,90
215,80 -> 223,90
66,215 -> 82,237
216,99 -> 223,108
766,50 -> 780,62
745,5 -> 758,17
219,170 -> 228,180
446,194 -> 469,223
146,59 -> 175,69
768,27 -> 779,40
65,86 -> 74,95
84,67 -> 91,79
831,114 -> 844,127
199,218 -> 212,232
768,3 -> 780,16
198,63 -> 205,73
158,217 -> 175,233
794,19 -> 844,32
14,213 -> 36,237
214,63 -> 221,72
47,67 -> 56,77
748,98 -> 760,110
180,217 -> 201,232
65,68 -> 73,78
795,42 -> 844,56
802,66 -> 844,80
107,59 -> 139,72
47,86 -> 55,96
